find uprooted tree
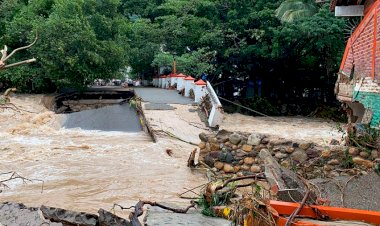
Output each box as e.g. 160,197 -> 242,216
0,33 -> 37,109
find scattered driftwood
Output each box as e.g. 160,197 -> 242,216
285,190 -> 311,226
113,200 -> 196,226
0,171 -> 44,193
187,148 -> 200,167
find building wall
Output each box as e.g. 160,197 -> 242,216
338,1 -> 380,127
340,1 -> 379,79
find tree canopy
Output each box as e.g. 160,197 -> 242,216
0,0 -> 348,115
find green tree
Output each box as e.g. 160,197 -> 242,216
275,0 -> 318,23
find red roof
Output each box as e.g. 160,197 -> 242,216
159,75 -> 167,78
195,79 -> 207,86
177,73 -> 186,77
169,73 -> 177,77
184,76 -> 195,80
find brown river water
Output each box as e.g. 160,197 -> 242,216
0,95 -> 206,216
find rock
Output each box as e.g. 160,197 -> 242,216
210,143 -> 220,152
242,144 -> 253,152
286,147 -> 295,154
269,138 -> 292,146
98,209 -> 131,226
321,150 -> 331,158
306,149 -> 320,158
229,133 -> 241,145
218,152 -> 234,163
281,160 -> 290,168
40,205 -> 98,226
241,164 -> 251,171
214,161 -> 224,170
327,159 -> 339,165
250,165 -> 261,173
291,150 -> 308,163
299,143 -> 312,150
223,164 -> 235,173
329,171 -> 340,177
232,145 -> 238,150
348,147 -> 359,156
236,172 -> 245,177
275,152 -> 288,159
224,141 -> 232,147
353,157 -> 374,168
329,139 -> 340,145
204,154 -> 216,167
359,151 -> 370,159
323,165 -> 333,172
199,133 -> 208,142
198,142 -> 206,149
235,150 -> 248,158
208,137 -> 218,144
247,151 -> 258,158
247,133 -> 262,146
234,165 -> 241,172
205,143 -> 211,152
371,150 -> 379,159
261,137 -> 270,144
244,157 -> 255,165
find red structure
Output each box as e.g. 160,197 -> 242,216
334,0 -> 380,127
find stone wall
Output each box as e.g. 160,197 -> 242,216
198,130 -> 378,179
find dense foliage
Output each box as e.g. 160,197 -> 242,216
0,0 -> 348,115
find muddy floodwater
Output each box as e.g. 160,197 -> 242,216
0,95 -> 206,216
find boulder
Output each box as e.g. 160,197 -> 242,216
291,150 -> 308,163
286,147 -> 295,154
247,134 -> 262,146
198,142 -> 206,149
250,165 -> 261,173
275,152 -> 288,159
327,159 -> 339,165
353,157 -> 374,168
299,143 -> 312,150
306,148 -> 320,158
243,157 -> 255,165
208,137 -> 218,144
359,151 -> 370,159
223,164 -> 235,173
321,150 -> 331,158
199,133 -> 208,142
98,209 -> 131,226
218,152 -> 234,163
371,150 -> 379,159
229,133 -> 241,145
210,143 -> 220,152
242,144 -> 253,152
348,147 -> 359,156
214,161 -> 224,170
241,164 -> 251,171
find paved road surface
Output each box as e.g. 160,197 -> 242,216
134,87 -> 193,105
63,104 -> 142,132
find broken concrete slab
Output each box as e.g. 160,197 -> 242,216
258,149 -> 314,202
98,209 -> 132,226
310,172 -> 380,211
0,202 -> 62,226
40,205 -> 98,226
